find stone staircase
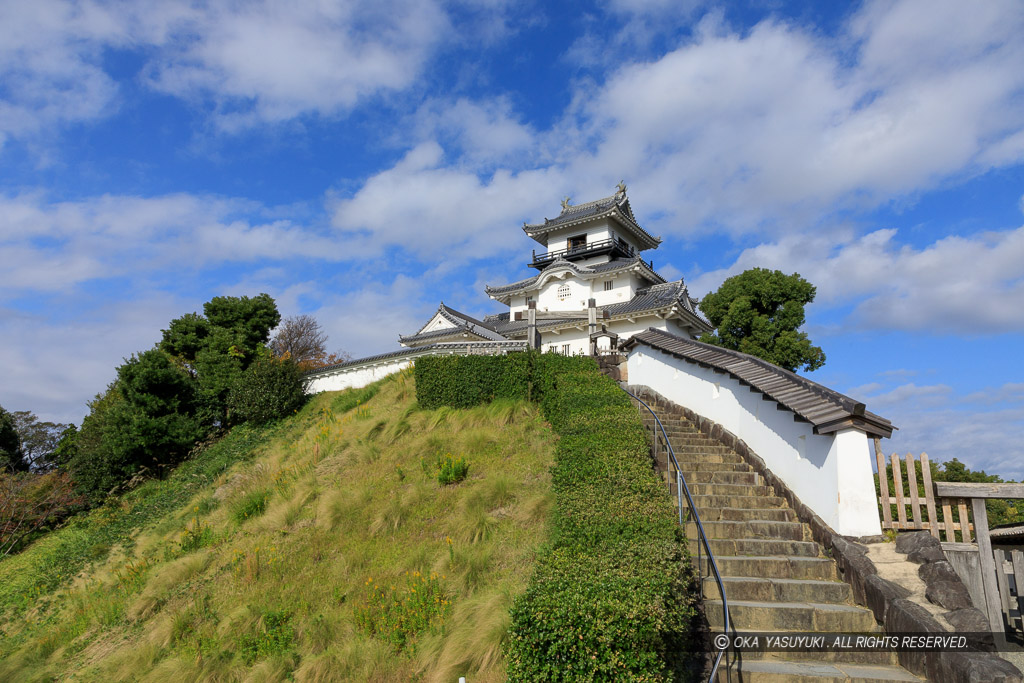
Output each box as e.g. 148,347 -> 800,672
641,402 -> 922,682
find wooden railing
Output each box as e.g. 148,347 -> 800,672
874,440 -> 973,541
529,238 -> 635,268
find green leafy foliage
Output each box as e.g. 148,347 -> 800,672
699,267 -> 826,372
237,608 -> 295,664
354,572 -> 451,652
416,352 -> 699,681
8,411 -> 71,471
433,454 -> 470,486
227,355 -> 308,425
68,350 -> 204,504
160,293 -> 281,426
231,489 -> 271,524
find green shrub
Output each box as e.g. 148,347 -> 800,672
436,454 -> 469,486
178,514 -> 215,553
237,608 -> 295,664
354,572 -> 450,652
227,356 -> 308,425
231,489 -> 270,524
416,353 -> 698,681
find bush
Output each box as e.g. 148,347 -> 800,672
434,454 -> 470,486
354,572 -> 450,652
227,356 -> 308,425
1,471 -> 85,557
416,353 -> 699,680
231,489 -> 270,524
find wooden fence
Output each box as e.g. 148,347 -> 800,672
873,440 -> 974,541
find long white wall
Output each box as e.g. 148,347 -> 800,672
306,355 -> 414,393
305,342 -> 530,394
628,345 -> 882,537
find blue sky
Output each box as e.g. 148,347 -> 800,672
1,0 -> 1023,478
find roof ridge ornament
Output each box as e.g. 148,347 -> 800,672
560,196 -> 572,211
616,180 -> 627,196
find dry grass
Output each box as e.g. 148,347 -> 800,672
0,369 -> 557,682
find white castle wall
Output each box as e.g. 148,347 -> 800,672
627,345 -> 882,537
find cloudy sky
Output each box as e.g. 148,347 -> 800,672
1,0 -> 1022,478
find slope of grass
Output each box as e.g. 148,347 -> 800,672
0,369 -> 557,682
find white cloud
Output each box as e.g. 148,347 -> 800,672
0,192 -> 372,295
690,224 -> 1024,333
331,143 -> 565,260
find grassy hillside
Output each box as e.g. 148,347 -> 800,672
0,369 -> 558,682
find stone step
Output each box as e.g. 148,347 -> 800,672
675,452 -> 746,465
672,469 -> 761,485
701,555 -> 838,581
727,644 -> 900,667
677,461 -> 753,473
670,444 -> 737,455
700,506 -> 796,522
707,576 -> 852,604
687,519 -> 811,542
660,434 -> 724,445
705,599 -> 878,632
691,494 -> 789,509
717,659 -> 921,682
691,537 -> 822,558
689,482 -> 775,497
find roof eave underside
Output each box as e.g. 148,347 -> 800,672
624,329 -> 894,439
485,257 -> 665,301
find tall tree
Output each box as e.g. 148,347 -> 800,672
0,406 -> 27,472
69,350 -> 204,503
161,293 -> 281,425
699,268 -> 826,372
271,314 -> 350,370
10,411 -> 71,471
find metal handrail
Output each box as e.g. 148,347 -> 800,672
622,386 -> 730,682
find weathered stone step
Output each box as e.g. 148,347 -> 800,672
689,482 -> 775,497
731,644 -> 900,667
670,444 -> 736,455
660,434 -> 724,445
669,470 -> 760,485
677,461 -> 753,473
675,452 -> 746,465
706,599 -> 878,631
691,537 -> 822,558
717,659 -> 921,682
687,519 -> 811,542
691,494 -> 788,509
701,555 -> 838,581
707,576 -> 852,604
701,506 -> 796,522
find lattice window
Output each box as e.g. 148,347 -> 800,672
557,284 -> 570,299
604,280 -> 613,291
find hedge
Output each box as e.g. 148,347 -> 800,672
415,352 -> 698,681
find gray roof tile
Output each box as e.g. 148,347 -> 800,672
623,328 -> 894,438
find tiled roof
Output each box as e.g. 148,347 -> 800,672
485,256 -> 663,298
400,303 -> 508,345
522,189 -> 660,250
623,328 -> 894,438
603,280 -> 710,330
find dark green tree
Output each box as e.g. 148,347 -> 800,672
69,351 -> 204,503
699,268 -> 826,372
0,405 -> 27,472
161,293 -> 281,426
227,355 -> 308,425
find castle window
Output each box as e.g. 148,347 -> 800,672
568,234 -> 587,251
557,284 -> 570,300
603,280 -> 613,291
562,344 -> 571,356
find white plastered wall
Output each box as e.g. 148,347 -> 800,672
628,345 -> 882,537
306,357 -> 412,393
